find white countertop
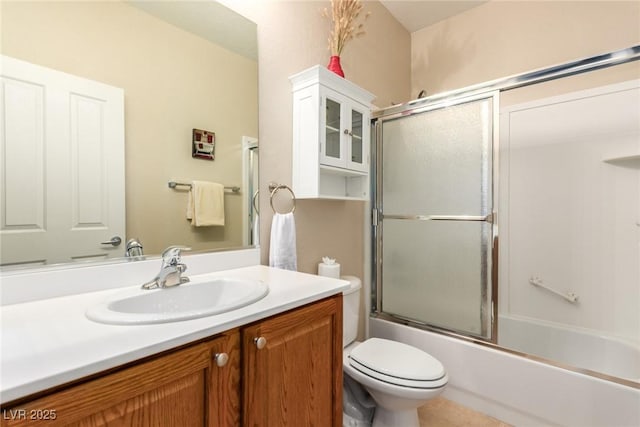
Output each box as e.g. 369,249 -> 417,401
0,265 -> 349,404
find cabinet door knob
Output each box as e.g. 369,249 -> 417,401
343,129 -> 353,136
214,352 -> 229,367
254,336 -> 267,349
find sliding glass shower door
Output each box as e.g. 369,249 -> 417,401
373,93 -> 497,340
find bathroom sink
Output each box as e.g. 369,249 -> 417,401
86,277 -> 268,325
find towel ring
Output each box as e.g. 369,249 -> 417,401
269,183 -> 296,214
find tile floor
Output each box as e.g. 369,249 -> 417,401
418,397 -> 512,427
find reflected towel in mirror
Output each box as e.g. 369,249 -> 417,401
269,212 -> 297,271
186,181 -> 225,226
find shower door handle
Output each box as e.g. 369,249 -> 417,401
429,214 -> 494,223
383,213 -> 494,223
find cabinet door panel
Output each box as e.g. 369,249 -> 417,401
3,344 -> 211,427
208,330 -> 241,427
70,373 -> 204,427
320,87 -> 348,168
346,104 -> 369,172
325,97 -> 342,160
243,295 -> 343,427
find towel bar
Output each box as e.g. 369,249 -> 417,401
268,182 -> 296,214
168,181 -> 240,193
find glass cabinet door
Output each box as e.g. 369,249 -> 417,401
347,106 -> 368,172
321,92 -> 346,168
325,98 -> 341,159
320,87 -> 369,172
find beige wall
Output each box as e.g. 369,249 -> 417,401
2,1 -> 258,255
411,1 -> 640,98
233,0 -> 639,283
229,1 -> 411,281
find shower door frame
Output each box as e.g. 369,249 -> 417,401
368,44 -> 640,389
371,91 -> 500,342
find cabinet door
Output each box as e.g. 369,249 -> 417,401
345,103 -> 369,173
320,87 -> 348,168
243,295 -> 343,427
208,330 -> 241,427
2,343 -> 213,427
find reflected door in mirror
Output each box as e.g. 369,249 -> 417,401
0,56 -> 125,267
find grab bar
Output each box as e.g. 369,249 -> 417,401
529,276 -> 579,303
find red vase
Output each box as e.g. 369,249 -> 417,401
327,55 -> 345,77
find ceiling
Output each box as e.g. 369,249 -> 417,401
129,0 -> 257,60
379,0 -> 487,33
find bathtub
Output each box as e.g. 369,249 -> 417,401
370,317 -> 640,427
498,314 -> 640,382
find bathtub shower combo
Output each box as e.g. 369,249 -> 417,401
370,44 -> 640,412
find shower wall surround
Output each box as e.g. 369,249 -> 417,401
500,79 -> 640,343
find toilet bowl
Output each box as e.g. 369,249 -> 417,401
341,276 -> 447,427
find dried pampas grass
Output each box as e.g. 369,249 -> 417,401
323,0 -> 370,56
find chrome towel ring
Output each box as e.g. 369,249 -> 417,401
268,182 -> 296,214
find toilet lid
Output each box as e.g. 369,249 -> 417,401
348,338 -> 446,388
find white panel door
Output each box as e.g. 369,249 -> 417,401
1,56 -> 125,266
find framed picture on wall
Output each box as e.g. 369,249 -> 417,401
192,128 -> 215,160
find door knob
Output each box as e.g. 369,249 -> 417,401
100,236 -> 122,247
254,336 -> 267,349
214,352 -> 229,367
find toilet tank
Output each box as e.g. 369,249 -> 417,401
342,276 -> 361,348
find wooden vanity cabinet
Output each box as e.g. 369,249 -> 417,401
1,330 -> 240,427
243,294 -> 343,426
1,295 -> 342,427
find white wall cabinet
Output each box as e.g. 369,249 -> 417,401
290,66 -> 375,200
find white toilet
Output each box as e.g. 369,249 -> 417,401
342,276 -> 448,427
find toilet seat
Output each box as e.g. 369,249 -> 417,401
348,338 -> 447,389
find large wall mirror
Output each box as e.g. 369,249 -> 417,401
1,1 -> 259,268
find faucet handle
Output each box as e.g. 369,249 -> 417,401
161,245 -> 191,264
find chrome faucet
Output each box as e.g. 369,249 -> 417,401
125,238 -> 144,258
141,246 -> 191,290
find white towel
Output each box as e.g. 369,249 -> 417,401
186,181 -> 225,226
269,212 -> 297,271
